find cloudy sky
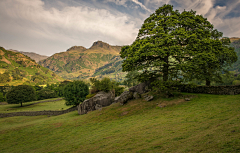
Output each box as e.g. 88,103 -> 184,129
0,0 -> 240,56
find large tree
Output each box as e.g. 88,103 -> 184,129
120,4 -> 237,86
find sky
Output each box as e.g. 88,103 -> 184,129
0,0 -> 240,56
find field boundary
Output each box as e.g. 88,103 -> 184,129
0,106 -> 77,118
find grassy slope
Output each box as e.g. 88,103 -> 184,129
0,93 -> 240,152
0,47 -> 63,85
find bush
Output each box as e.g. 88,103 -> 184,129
36,88 -> 58,100
232,80 -> 240,85
90,77 -> 125,96
6,85 -> 36,106
63,80 -> 89,106
0,92 -> 5,102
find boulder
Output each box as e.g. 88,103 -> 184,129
114,91 -> 133,105
133,92 -> 141,99
78,90 -> 115,115
143,95 -> 154,101
129,81 -> 151,94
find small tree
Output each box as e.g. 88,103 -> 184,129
6,85 -> 36,107
36,88 -> 58,100
63,80 -> 89,106
0,92 -> 5,102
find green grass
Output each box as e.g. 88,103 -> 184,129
0,93 -> 240,152
0,98 -> 71,113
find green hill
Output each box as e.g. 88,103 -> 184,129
0,47 -> 63,86
39,41 -> 122,80
0,93 -> 239,152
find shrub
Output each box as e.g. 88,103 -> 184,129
0,92 -> 5,102
6,85 -> 36,106
36,88 -> 58,100
232,80 -> 240,85
63,80 -> 89,106
90,77 -> 124,96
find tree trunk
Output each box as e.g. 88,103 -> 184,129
206,79 -> 211,86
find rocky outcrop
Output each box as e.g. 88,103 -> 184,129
114,81 -> 152,105
78,90 -> 115,115
114,91 -> 133,105
129,82 -> 151,94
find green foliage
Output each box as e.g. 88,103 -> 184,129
6,85 -> 36,106
63,80 -> 89,106
0,72 -> 11,83
0,92 -> 5,102
36,88 -> 58,100
232,80 -> 240,85
90,77 -> 124,96
123,71 -> 140,87
120,4 -> 238,89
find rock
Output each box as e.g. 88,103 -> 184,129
184,98 -> 190,101
78,90 -> 115,115
129,82 -> 151,94
114,91 -> 133,105
133,92 -> 141,99
95,104 -> 102,111
144,95 -> 154,101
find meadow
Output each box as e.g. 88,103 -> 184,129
0,93 -> 239,152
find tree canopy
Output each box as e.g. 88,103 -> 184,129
63,80 -> 89,106
6,85 -> 36,107
120,4 -> 237,86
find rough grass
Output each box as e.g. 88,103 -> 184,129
0,98 -> 71,113
0,93 -> 240,153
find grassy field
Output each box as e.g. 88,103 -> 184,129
0,98 -> 71,113
0,93 -> 240,152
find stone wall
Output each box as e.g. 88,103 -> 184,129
0,106 -> 77,118
177,84 -> 240,95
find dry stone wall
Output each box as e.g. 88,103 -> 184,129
0,106 -> 77,118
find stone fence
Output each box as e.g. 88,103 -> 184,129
0,106 -> 77,118
176,84 -> 240,95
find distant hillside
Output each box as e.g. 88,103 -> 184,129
229,39 -> 240,72
9,49 -> 48,63
39,41 -> 123,80
0,47 -> 63,86
230,37 -> 240,43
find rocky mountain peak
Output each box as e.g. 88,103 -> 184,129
90,41 -> 112,49
67,46 -> 87,52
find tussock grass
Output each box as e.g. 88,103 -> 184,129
0,94 -> 240,152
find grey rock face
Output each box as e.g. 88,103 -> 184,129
114,91 -> 133,105
129,82 -> 150,94
133,92 -> 141,99
143,95 -> 154,101
78,90 -> 115,115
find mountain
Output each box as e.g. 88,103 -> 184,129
8,49 -> 48,63
230,37 -> 240,43
39,41 -> 124,80
0,46 -> 63,86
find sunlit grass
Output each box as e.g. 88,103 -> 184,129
0,94 -> 239,152
0,98 -> 71,113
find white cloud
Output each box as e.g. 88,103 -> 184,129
131,0 -> 151,12
0,0 -> 139,54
